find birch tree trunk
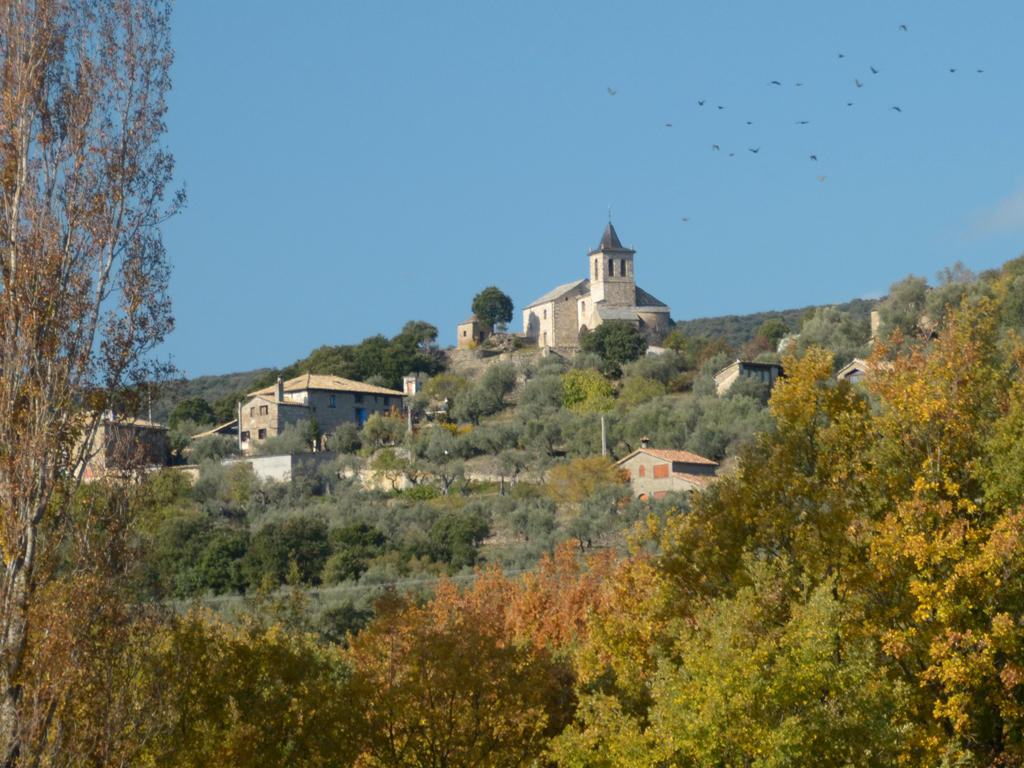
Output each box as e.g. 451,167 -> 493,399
0,1 -> 178,762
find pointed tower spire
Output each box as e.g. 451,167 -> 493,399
600,221 -> 624,251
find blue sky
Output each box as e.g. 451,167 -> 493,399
163,1 -> 1024,376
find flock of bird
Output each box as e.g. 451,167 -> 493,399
605,21 -> 987,205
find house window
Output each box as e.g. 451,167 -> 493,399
249,406 -> 255,417
653,463 -> 669,479
608,258 -> 614,276
620,258 -> 626,276
462,330 -> 467,337
355,394 -> 363,404
639,465 -> 646,477
257,428 -> 267,440
259,405 -> 268,416
240,431 -> 250,442
329,395 -> 337,408
542,308 -> 547,319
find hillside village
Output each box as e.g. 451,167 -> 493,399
109,223 -> 1005,499
87,225 -> 1015,621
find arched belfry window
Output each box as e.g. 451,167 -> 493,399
620,258 -> 626,276
608,258 -> 614,276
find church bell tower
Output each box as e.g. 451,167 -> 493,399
588,222 -> 636,307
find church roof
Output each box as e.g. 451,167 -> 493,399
590,222 -> 635,255
635,286 -> 669,308
523,278 -> 589,309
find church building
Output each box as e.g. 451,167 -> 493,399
522,222 -> 672,351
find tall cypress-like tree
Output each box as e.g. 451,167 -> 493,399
0,0 -> 180,760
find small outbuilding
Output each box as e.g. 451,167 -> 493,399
456,315 -> 490,349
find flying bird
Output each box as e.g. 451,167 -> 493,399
681,217 -> 690,222
697,99 -> 705,106
712,143 -> 720,150
746,120 -> 754,125
977,68 -> 985,73
748,147 -> 760,154
728,152 -> 735,157
949,67 -> 957,73
891,105 -> 902,112
665,123 -> 672,127
817,175 -> 826,182
607,87 -> 616,95
847,101 -> 854,106
769,80 -> 782,85
717,105 -> 725,110
870,65 -> 879,74
795,82 -> 804,86
855,78 -> 863,87
796,120 -> 810,125
899,23 -> 908,31
838,53 -> 845,58
809,154 -> 818,161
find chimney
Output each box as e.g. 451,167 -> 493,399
641,436 -> 650,449
275,377 -> 284,402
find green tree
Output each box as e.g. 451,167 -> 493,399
243,518 -> 331,588
428,510 -> 491,569
451,362 -> 516,425
370,447 -> 412,492
323,523 -> 387,583
756,317 -> 790,347
471,286 -> 514,332
168,397 -> 217,430
579,321 -> 648,366
561,368 -> 614,414
795,305 -> 870,364
361,412 -> 406,449
877,274 -> 929,339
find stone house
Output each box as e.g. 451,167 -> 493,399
238,374 -> 404,454
713,360 -> 784,396
80,415 -> 170,481
615,445 -> 718,499
456,315 -> 489,350
522,222 -> 672,352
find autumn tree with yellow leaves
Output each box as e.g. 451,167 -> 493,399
0,0 -> 180,760
550,289 -> 1024,766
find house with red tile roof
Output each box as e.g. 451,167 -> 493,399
614,443 -> 718,499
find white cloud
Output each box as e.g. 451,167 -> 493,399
968,186 -> 1024,238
